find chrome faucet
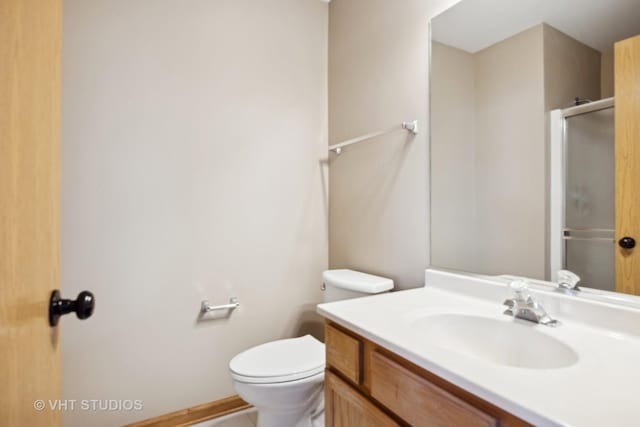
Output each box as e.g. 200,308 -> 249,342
503,280 -> 558,327
557,269 -> 580,293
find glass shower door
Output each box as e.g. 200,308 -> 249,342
563,105 -> 615,291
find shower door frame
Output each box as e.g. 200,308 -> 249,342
549,97 -> 615,284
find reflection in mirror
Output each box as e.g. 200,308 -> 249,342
554,102 -> 615,290
429,0 -> 640,293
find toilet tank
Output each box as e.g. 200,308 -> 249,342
322,269 -> 394,302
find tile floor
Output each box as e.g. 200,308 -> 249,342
192,408 -> 257,427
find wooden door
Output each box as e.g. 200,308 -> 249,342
615,34 -> 640,295
325,371 -> 400,427
0,0 -> 62,425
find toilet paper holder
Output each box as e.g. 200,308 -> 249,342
201,297 -> 240,313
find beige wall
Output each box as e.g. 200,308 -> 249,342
543,24 -> 602,110
601,50 -> 614,98
61,1 -> 328,425
474,25 -> 547,278
328,0 -> 460,289
431,27 -> 547,277
430,42 -> 477,270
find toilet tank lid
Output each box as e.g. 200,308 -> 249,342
322,269 -> 393,294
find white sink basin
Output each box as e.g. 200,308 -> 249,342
411,314 -> 578,369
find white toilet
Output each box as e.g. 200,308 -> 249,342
229,269 -> 393,427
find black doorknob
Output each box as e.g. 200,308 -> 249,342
619,237 -> 636,250
49,290 -> 95,327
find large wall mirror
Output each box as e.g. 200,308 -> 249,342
430,0 -> 640,294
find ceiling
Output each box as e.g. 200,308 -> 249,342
431,0 -> 640,53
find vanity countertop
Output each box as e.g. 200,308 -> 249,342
317,269 -> 640,427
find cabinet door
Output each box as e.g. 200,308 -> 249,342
370,351 -> 497,427
325,371 -> 400,427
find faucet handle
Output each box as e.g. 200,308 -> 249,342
557,270 -> 580,290
508,279 -> 532,302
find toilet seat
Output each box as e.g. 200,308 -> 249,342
230,335 -> 325,384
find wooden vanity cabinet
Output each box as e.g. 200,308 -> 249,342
324,321 -> 531,427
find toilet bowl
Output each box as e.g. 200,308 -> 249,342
230,335 -> 325,427
229,270 -> 394,427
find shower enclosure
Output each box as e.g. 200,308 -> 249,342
550,98 -> 615,291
